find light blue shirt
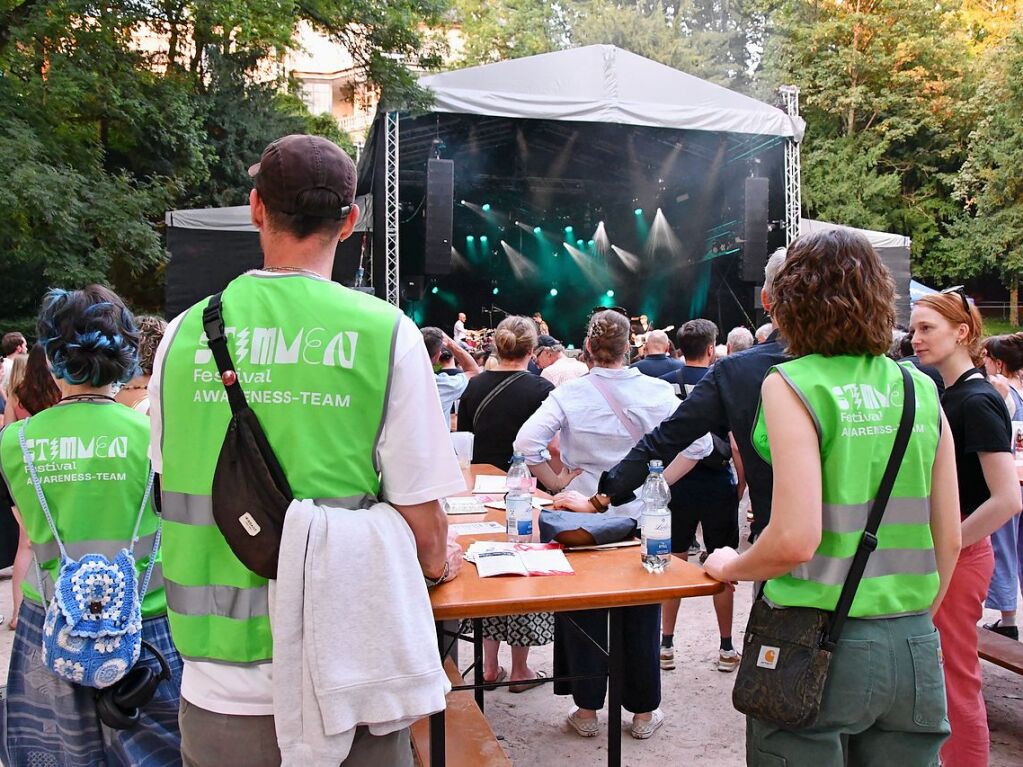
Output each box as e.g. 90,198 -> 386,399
435,372 -> 468,417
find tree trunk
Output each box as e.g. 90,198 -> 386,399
1011,275 -> 1018,327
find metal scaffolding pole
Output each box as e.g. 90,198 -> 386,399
384,110 -> 400,306
779,85 -> 802,244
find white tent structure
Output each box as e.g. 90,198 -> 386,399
362,45 -> 805,307
417,45 -> 805,140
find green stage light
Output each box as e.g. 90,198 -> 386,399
549,288 -> 558,297
466,235 -> 474,241
564,226 -> 573,233
576,239 -> 584,247
480,235 -> 488,242
533,227 -> 542,234
482,203 -> 491,212
492,287 -> 499,295
431,286 -> 439,295
634,208 -> 643,215
588,240 -> 595,246
606,289 -> 615,298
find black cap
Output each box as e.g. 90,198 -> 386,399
248,134 -> 356,219
536,334 -> 561,348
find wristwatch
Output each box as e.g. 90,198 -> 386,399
424,560 -> 450,588
588,493 -> 611,512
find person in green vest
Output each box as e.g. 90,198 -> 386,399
0,285 -> 182,766
704,229 -> 962,765
150,134 -> 464,767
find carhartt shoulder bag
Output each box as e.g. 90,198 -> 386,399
731,363 -> 915,729
203,292 -> 293,580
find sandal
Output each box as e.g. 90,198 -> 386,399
509,669 -> 548,693
482,666 -> 507,691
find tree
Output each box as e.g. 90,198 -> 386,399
449,0 -> 563,65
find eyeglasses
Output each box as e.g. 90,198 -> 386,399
941,285 -> 971,315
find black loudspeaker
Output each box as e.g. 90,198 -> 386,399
403,276 -> 424,301
741,177 -> 770,282
424,159 -> 454,275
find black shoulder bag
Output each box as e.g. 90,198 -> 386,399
203,292 -> 293,580
732,363 -> 915,729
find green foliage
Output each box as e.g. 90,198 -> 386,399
450,0 -> 563,65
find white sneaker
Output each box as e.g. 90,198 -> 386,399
630,708 -> 664,739
718,649 -> 741,673
564,707 -> 599,738
659,645 -> 675,670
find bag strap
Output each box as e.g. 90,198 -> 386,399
824,363 -> 916,649
588,375 -> 645,442
472,372 -> 528,431
202,292 -> 249,415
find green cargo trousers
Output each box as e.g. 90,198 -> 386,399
746,612 -> 950,767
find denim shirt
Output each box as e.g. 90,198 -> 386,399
600,332 -> 789,535
514,366 -> 711,520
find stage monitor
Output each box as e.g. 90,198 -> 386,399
424,159 -> 454,275
741,177 -> 770,282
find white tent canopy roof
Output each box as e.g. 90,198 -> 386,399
800,218 -> 911,250
165,194 -> 373,232
418,45 -> 805,140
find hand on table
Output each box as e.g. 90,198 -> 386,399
552,490 -> 593,513
444,530 -> 463,581
703,546 -> 739,590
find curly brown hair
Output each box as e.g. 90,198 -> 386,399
135,315 -> 167,376
771,229 -> 895,357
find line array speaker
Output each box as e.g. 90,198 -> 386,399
424,159 -> 454,275
741,177 -> 770,283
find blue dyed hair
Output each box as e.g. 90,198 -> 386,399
37,286 -> 141,386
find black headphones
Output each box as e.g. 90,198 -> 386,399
95,640 -> 172,730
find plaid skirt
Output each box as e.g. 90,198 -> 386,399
2,600 -> 183,767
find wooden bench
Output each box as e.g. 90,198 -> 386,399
410,657 -> 511,767
977,626 -> 1023,676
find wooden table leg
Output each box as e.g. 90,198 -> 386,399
431,621 -> 447,767
607,608 -> 625,767
473,618 -> 485,713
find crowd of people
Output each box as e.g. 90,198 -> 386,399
0,132 -> 1017,767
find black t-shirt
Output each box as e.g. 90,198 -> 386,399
941,368 -> 1012,516
659,364 -> 709,398
456,371 -> 554,469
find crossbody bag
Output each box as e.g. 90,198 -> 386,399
732,363 -> 916,729
472,371 -> 528,431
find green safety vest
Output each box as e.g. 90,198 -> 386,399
753,355 -> 941,618
159,273 -> 400,664
0,401 -> 165,618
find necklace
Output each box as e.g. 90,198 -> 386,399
60,394 -> 115,404
262,265 -> 323,278
120,383 -> 149,391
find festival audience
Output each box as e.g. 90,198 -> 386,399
535,334 -> 588,386
457,315 -> 555,692
706,228 -> 961,765
514,310 -> 711,741
754,322 -> 773,344
630,330 -> 684,378
911,290 -> 1021,767
726,326 -> 754,354
0,286 -> 182,764
421,325 -> 481,421
981,333 -> 1023,640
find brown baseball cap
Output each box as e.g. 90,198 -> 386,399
248,134 -> 356,219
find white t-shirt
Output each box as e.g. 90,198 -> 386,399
0,356 -> 12,396
453,320 -> 466,343
541,355 -> 589,387
149,283 -> 466,715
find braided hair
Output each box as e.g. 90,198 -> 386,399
36,285 -> 140,387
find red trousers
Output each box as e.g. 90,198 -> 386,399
933,538 -> 995,767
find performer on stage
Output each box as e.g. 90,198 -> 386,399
453,312 -> 468,344
532,312 -> 549,336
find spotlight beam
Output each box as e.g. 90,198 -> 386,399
611,245 -> 642,272
562,243 -> 605,289
500,240 -> 538,280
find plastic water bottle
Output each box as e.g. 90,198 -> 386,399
505,453 -> 534,543
641,460 -> 672,573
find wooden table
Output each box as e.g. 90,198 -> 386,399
428,464 -> 723,767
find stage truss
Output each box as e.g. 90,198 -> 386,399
779,85 -> 802,245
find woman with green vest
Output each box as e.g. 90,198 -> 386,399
705,229 -> 962,766
0,286 -> 182,766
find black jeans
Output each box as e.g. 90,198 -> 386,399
552,604 -> 661,714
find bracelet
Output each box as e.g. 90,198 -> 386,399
588,493 -> 610,513
424,559 -> 450,588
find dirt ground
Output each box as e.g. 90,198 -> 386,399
0,501 -> 1019,766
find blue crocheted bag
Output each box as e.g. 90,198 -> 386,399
19,422 -> 160,689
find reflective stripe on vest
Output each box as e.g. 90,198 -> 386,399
753,356 -> 941,618
0,402 -> 166,618
159,275 -> 400,664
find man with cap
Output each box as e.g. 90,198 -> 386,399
150,135 -> 465,766
535,334 -> 587,387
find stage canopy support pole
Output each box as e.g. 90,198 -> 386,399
385,110 -> 400,306
779,85 -> 801,245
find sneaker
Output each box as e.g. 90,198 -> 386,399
630,708 -> 664,740
564,707 -> 600,738
983,619 -> 1020,641
659,645 -> 675,670
688,540 -> 703,557
718,649 -> 741,672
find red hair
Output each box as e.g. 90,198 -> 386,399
915,293 -> 984,363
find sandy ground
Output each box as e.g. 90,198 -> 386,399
0,503 -> 1018,766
